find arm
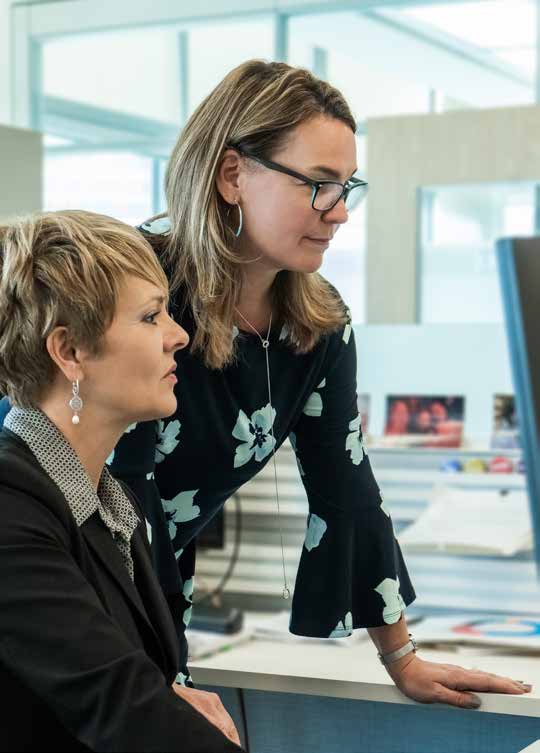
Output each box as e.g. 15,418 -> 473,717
289,325 -> 415,638
291,323 -> 529,708
0,486 -> 242,752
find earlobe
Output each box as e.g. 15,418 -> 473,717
46,327 -> 83,384
216,150 -> 242,204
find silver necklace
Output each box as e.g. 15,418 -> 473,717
235,307 -> 291,600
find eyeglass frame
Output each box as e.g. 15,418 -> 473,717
226,144 -> 368,212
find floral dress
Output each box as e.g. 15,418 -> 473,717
108,218 -> 416,685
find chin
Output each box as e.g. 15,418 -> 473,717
297,258 -> 324,274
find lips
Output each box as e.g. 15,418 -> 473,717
163,364 -> 177,378
305,236 -> 332,243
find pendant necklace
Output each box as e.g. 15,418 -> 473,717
235,307 -> 291,600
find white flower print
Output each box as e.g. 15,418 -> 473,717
105,449 -> 115,466
279,324 -> 289,341
141,217 -> 172,235
175,671 -> 191,687
304,513 -> 327,551
155,419 -> 181,464
346,414 -> 366,465
182,577 -> 194,627
374,576 -> 406,625
162,489 -> 200,539
146,471 -> 155,481
303,378 -> 326,417
303,392 -> 323,417
342,309 -> 352,344
329,611 -> 353,638
289,432 -> 305,476
232,325 -> 240,341
175,548 -> 184,560
125,422 -> 137,434
232,404 -> 276,468
145,519 -> 153,545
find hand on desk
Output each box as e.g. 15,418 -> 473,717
172,683 -> 241,746
386,654 -> 532,710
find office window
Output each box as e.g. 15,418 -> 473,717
44,151 -> 155,226
419,181 -> 538,323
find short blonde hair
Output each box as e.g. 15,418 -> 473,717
0,210 -> 168,408
153,59 -> 352,370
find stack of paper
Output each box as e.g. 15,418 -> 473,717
398,485 -> 532,556
251,610 -> 368,647
414,614 -> 540,652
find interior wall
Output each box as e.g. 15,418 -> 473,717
0,124 -> 42,218
366,105 -> 540,323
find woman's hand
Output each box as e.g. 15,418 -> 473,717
386,654 -> 532,709
172,683 -> 241,746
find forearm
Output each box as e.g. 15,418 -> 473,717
366,612 -> 410,655
367,613 -> 420,678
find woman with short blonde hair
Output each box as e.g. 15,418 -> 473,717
0,210 -> 242,752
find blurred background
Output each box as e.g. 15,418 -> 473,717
2,0 -> 540,616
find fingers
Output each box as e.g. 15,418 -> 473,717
433,684 -> 482,710
173,686 -> 241,746
453,670 -> 531,695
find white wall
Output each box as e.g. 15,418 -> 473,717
0,0 -> 11,125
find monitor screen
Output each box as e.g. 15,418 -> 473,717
496,236 -> 540,572
197,507 -> 225,550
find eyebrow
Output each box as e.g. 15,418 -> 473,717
141,294 -> 167,309
308,165 -> 358,181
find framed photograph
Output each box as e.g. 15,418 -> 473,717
383,395 -> 465,448
491,394 -> 520,449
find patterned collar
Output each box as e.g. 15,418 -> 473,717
4,407 -> 139,580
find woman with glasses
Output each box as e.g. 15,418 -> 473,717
94,60 -> 530,708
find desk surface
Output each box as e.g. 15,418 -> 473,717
190,622 -> 540,719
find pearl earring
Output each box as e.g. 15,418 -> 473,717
69,379 -> 83,425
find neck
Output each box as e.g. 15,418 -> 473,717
237,261 -> 279,332
38,397 -> 124,491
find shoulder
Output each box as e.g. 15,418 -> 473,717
0,430 -> 74,539
316,276 -> 353,349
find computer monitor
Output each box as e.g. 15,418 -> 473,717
197,508 -> 225,550
496,236 -> 540,574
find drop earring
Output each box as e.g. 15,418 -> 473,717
69,379 -> 83,425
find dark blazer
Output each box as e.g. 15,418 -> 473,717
0,428 -> 243,753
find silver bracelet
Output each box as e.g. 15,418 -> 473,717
377,633 -> 418,666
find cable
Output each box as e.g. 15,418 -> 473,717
193,491 -> 242,606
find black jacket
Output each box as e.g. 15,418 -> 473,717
0,428 -> 243,753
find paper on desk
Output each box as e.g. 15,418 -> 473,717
252,610 -> 369,646
186,625 -> 255,660
398,485 -> 532,556
414,614 -> 540,652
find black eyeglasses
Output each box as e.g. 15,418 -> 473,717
227,145 -> 368,212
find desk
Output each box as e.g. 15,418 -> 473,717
190,623 -> 540,753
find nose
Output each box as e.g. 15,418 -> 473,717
322,197 -> 349,225
165,315 -> 190,353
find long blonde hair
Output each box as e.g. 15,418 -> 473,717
154,59 -> 354,370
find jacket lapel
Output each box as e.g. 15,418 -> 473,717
131,525 -> 180,680
82,517 -> 177,677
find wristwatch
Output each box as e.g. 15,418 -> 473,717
377,633 -> 418,666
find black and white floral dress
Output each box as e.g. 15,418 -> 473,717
109,218 -> 416,685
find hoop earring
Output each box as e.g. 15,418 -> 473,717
227,202 -> 243,238
69,379 -> 83,425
